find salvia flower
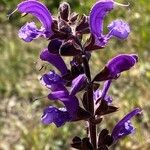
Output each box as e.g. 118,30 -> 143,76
40,71 -> 87,127
106,54 -> 138,78
41,106 -> 71,127
111,108 -> 142,141
40,49 -> 68,76
14,0 -> 142,148
93,54 -> 138,81
18,22 -> 42,42
40,70 -> 65,91
15,0 -> 53,41
89,0 -> 130,48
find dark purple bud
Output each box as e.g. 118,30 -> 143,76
76,15 -> 89,33
72,136 -> 82,143
48,39 -> 62,54
58,2 -> 70,21
41,106 -> 70,127
71,136 -> 82,149
82,138 -> 94,150
98,129 -> 113,147
70,74 -> 87,95
40,49 -> 68,76
17,0 -> 53,37
70,12 -> 79,23
111,108 -> 142,141
58,19 -> 72,34
98,129 -> 109,145
59,40 -> 82,56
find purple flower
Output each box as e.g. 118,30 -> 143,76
40,49 -> 68,76
94,80 -> 112,104
17,0 -> 53,41
107,19 -> 130,39
111,108 -> 142,141
40,70 -> 65,91
89,0 -> 130,48
41,106 -> 70,127
70,74 -> 87,96
106,54 -> 138,78
93,54 -> 138,81
18,22 -> 43,42
41,72 -> 87,127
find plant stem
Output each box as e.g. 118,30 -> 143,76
82,55 -> 97,149
75,36 -> 97,149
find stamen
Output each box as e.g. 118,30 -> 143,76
32,95 -> 47,102
7,8 -> 18,19
34,61 -> 48,71
114,1 -> 130,7
21,13 -> 28,18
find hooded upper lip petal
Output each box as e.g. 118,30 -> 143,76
17,0 -> 53,36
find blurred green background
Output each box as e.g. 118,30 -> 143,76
0,0 -> 150,149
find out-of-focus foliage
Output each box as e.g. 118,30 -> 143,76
0,0 -> 150,150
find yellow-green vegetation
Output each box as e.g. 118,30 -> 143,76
0,0 -> 150,150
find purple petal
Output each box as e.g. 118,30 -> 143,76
101,80 -> 112,100
94,89 -> 112,105
111,108 -> 142,141
63,96 -> 79,119
107,19 -> 130,39
40,49 -> 68,76
17,0 -> 53,37
89,0 -> 114,37
106,54 -> 138,78
48,90 -> 69,100
48,39 -> 62,54
41,106 -> 70,127
18,22 -> 42,42
70,74 -> 87,96
40,71 -> 65,91
47,94 -> 79,120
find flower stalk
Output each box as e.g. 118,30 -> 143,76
13,0 -> 142,149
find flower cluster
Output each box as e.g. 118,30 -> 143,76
13,0 -> 142,149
